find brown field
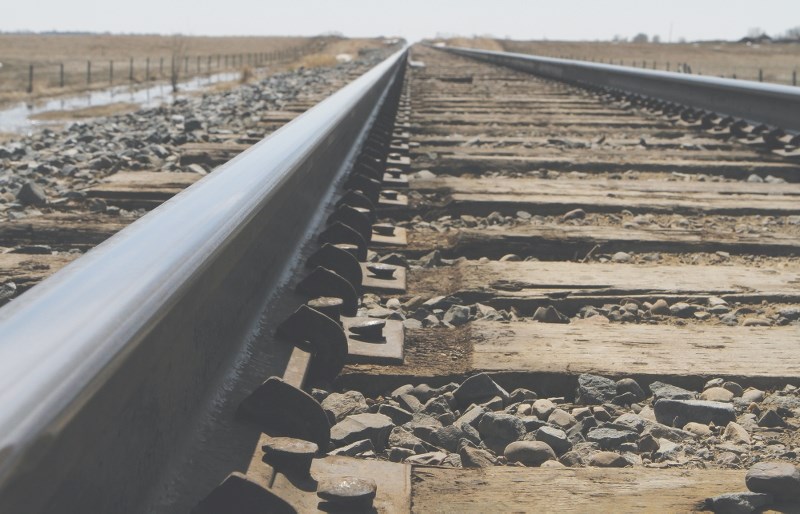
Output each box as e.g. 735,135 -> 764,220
0,34 -> 392,105
439,38 -> 800,86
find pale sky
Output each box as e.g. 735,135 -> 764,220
3,0 -> 800,43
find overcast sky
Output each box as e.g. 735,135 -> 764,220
4,0 -> 799,42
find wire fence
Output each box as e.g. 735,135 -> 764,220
518,53 -> 800,86
1,42 -> 324,97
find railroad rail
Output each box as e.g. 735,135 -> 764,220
1,43 -> 800,512
441,46 -> 800,134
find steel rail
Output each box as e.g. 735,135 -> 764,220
441,46 -> 800,133
0,47 -> 407,513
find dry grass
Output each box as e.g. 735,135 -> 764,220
501,39 -> 800,85
0,34 -> 324,105
297,54 -> 339,69
28,102 -> 139,120
292,38 -> 398,70
239,66 -> 254,83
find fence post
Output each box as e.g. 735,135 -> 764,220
160,57 -> 164,77
794,70 -> 797,86
207,55 -> 211,73
197,55 -> 201,73
60,63 -> 64,88
666,62 -> 670,71
146,57 -> 150,82
758,69 -> 763,82
109,60 -> 113,85
87,60 -> 91,85
129,57 -> 134,83
27,64 -> 34,93
184,56 -> 188,74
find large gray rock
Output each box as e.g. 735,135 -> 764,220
431,422 -> 481,452
576,374 -> 617,405
532,305 -> 569,324
535,426 -> 572,455
615,378 -> 645,402
330,439 -> 374,457
588,451 -> 630,468
614,413 -> 648,433
649,381 -> 695,401
16,181 -> 47,206
459,445 -> 496,468
331,413 -> 394,451
421,396 -> 453,417
547,408 -> 577,429
443,304 -> 471,326
586,427 -> 638,450
321,391 -> 368,424
388,426 -> 426,454
455,405 -> 486,428
654,399 -> 736,426
532,399 -> 557,419
453,373 -> 509,407
504,441 -> 556,466
705,492 -> 773,514
396,393 -> 423,412
378,404 -> 413,425
477,412 -> 525,453
745,462 -> 800,500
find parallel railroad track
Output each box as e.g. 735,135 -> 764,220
1,42 -> 800,512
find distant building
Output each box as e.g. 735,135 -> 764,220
739,34 -> 773,44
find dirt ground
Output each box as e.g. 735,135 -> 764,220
437,37 -> 800,86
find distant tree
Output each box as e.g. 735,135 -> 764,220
784,26 -> 800,40
747,27 -> 766,38
632,33 -> 649,43
652,35 -> 661,43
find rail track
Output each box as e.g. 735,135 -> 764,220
1,42 -> 800,512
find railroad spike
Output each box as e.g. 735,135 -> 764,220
306,297 -> 344,324
296,266 -> 359,317
336,190 -> 376,219
327,204 -> 373,243
763,128 -> 789,149
276,304 -> 349,382
237,376 -> 331,458
192,472 -> 296,514
318,222 -> 367,260
306,243 -> 363,292
352,161 -> 383,180
344,174 -> 381,203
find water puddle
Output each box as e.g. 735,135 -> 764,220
0,71 -> 241,135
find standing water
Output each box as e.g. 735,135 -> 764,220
0,71 -> 241,135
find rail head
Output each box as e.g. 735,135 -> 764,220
0,46 -> 408,512
440,45 -> 800,133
